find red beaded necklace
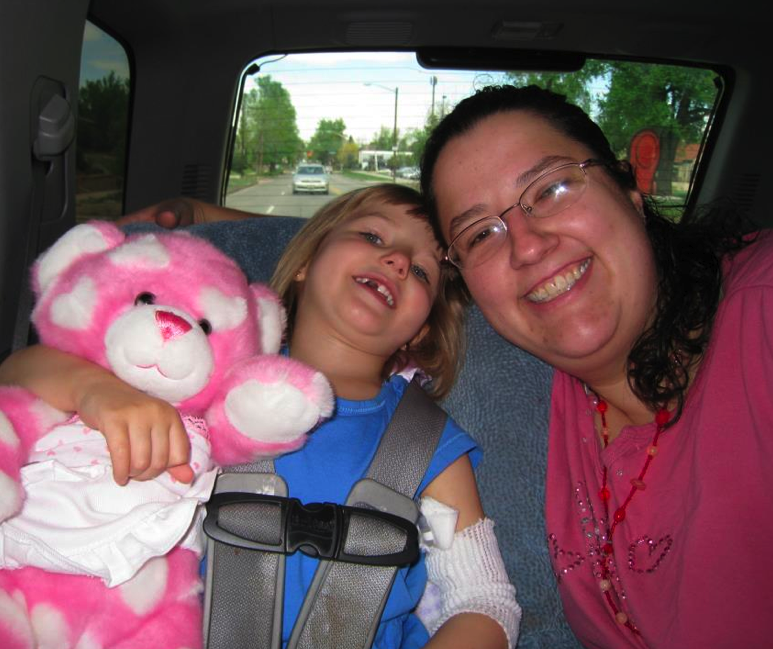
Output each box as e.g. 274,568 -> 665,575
594,396 -> 671,634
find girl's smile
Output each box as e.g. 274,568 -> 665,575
354,274 -> 397,308
293,202 -> 443,363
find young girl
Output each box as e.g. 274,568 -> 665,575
0,185 -> 520,648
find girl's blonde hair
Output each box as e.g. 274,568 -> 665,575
270,184 -> 470,400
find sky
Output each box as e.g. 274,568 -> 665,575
244,52 -> 511,142
80,22 -> 130,84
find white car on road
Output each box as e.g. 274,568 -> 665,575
292,164 -> 329,194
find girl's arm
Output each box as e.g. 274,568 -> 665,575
0,344 -> 192,485
421,456 -> 519,649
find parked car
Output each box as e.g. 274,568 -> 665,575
396,166 -> 420,180
0,1 -> 768,648
292,164 -> 329,194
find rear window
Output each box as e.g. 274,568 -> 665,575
224,52 -> 722,219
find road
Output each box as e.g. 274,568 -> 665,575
224,172 -> 415,218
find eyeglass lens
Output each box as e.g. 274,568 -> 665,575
449,163 -> 590,269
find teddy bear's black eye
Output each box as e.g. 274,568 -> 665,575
134,292 -> 156,305
198,319 -> 212,335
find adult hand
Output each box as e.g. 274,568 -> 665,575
116,197 -> 260,229
115,197 -> 203,229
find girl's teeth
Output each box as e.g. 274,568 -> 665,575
527,260 -> 590,303
355,277 -> 394,306
376,284 -> 394,306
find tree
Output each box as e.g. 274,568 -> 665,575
506,62 -> 608,114
368,126 -> 397,152
236,76 -> 304,174
307,118 -> 346,167
506,62 -> 717,196
336,136 -> 360,170
77,71 -> 130,175
406,111 -> 441,165
597,64 -> 717,194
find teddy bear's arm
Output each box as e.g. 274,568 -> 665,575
205,354 -> 334,467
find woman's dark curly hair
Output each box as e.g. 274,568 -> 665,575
420,84 -> 754,424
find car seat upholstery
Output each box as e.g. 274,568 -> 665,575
126,217 -> 581,649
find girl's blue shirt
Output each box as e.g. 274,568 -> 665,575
272,374 -> 481,648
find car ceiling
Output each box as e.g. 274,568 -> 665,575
88,0 -> 762,70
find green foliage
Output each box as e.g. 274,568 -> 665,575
505,62 -> 718,196
506,62 -> 608,114
505,62 -> 717,153
337,136 -> 360,170
403,112 -> 440,167
307,118 -> 347,166
369,126 -> 397,151
597,63 -> 717,156
233,75 -> 304,174
77,71 -> 129,175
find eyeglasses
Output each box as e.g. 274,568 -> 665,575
445,158 -> 604,269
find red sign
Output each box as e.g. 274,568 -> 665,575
629,129 -> 660,194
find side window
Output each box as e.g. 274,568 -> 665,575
224,53 -> 721,219
76,21 -> 130,222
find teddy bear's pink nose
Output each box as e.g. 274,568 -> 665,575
155,310 -> 192,341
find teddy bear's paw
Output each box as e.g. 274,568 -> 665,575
207,355 -> 334,464
0,471 -> 24,523
224,373 -> 331,444
0,408 -> 25,522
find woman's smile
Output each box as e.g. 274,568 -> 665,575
526,258 -> 591,304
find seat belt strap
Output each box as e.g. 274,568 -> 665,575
203,459 -> 286,649
287,379 -> 447,649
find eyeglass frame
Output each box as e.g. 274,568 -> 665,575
444,158 -> 606,270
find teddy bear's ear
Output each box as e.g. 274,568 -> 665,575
33,221 -> 125,296
250,283 -> 286,354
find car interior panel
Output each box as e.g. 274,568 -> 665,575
0,1 -> 767,647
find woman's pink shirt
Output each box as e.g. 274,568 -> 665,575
545,232 -> 773,649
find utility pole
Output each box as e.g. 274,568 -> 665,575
364,82 -> 400,182
430,75 -> 438,118
391,87 -> 398,182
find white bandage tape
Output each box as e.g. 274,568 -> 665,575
419,517 -> 521,648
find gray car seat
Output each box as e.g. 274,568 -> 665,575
128,217 -> 581,649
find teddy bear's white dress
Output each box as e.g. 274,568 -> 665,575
0,415 -> 217,586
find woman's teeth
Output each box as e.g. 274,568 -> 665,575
355,277 -> 394,306
527,259 -> 590,303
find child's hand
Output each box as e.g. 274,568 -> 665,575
76,379 -> 192,486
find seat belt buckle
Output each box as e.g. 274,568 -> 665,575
286,499 -> 340,559
204,490 -> 419,567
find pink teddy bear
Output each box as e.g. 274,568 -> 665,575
0,221 -> 333,648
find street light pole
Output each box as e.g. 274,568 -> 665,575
391,87 -> 398,182
364,82 -> 399,182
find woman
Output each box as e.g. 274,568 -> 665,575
419,84 -> 772,648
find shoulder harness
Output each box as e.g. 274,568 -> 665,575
202,378 -> 447,648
